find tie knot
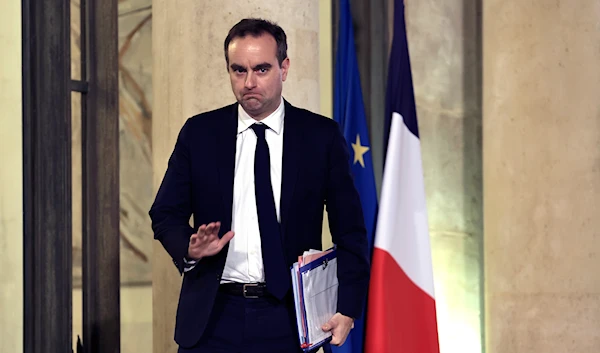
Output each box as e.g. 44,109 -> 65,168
250,123 -> 268,141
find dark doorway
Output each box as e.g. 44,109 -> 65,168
22,1 -> 120,352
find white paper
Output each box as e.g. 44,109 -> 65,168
300,257 -> 338,346
290,263 -> 305,344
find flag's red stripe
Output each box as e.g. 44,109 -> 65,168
365,248 -> 440,353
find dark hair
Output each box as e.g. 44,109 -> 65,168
224,18 -> 288,67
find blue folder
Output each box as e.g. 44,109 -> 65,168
291,247 -> 338,352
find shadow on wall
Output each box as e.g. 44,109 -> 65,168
462,0 -> 484,350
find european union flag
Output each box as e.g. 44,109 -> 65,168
331,0 -> 378,352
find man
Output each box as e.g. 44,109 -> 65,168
149,18 -> 369,353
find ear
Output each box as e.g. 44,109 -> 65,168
281,57 -> 290,82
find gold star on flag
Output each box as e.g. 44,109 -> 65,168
351,134 -> 370,168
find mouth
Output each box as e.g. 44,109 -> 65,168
243,93 -> 260,99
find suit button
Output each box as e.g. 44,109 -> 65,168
216,275 -> 221,280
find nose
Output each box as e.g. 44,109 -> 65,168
244,72 -> 256,89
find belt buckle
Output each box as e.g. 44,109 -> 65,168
243,283 -> 259,299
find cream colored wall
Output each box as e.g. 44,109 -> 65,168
484,1 -> 600,352
319,0 -> 333,120
0,0 -> 23,351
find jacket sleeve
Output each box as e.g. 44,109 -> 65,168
149,119 -> 195,275
325,122 -> 370,319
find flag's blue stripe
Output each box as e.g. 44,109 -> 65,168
384,0 -> 420,155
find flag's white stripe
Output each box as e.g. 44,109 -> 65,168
374,112 -> 435,298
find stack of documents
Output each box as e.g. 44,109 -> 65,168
290,247 -> 338,352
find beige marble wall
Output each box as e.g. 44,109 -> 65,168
405,1 -> 484,351
117,0 -> 154,351
483,1 -> 600,352
117,0 -> 154,286
0,0 -> 22,351
152,1 -> 320,352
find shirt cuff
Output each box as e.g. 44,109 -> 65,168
183,257 -> 198,272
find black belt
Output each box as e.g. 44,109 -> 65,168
219,282 -> 268,298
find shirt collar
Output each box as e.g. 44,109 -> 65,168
237,97 -> 284,135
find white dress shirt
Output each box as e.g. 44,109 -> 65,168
220,99 -> 285,283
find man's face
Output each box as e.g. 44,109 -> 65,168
227,34 -> 289,120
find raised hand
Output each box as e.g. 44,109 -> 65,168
187,222 -> 234,260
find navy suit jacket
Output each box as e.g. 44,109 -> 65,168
149,100 -> 370,348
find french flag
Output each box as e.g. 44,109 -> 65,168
365,1 -> 441,352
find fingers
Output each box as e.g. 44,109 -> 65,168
322,319 -> 336,332
323,319 -> 341,345
322,313 -> 353,346
187,232 -> 201,260
212,221 -> 221,236
189,232 -> 199,245
199,222 -> 221,237
205,223 -> 215,236
218,231 -> 235,248
195,223 -> 215,244
189,223 -> 232,259
328,324 -> 345,346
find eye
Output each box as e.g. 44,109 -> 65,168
231,67 -> 246,74
256,68 -> 268,74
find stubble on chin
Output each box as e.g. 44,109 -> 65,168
240,99 -> 263,116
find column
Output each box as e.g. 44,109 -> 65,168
484,1 -> 600,351
0,0 -> 23,351
152,2 -> 320,352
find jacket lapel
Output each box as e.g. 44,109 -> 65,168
280,100 -> 305,233
216,104 -> 238,231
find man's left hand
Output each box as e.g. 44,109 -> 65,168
321,312 -> 354,346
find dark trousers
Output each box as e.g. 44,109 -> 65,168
178,291 -> 303,353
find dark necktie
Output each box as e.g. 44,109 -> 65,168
250,123 -> 289,299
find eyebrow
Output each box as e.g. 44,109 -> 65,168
230,63 -> 273,71
253,63 -> 272,71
